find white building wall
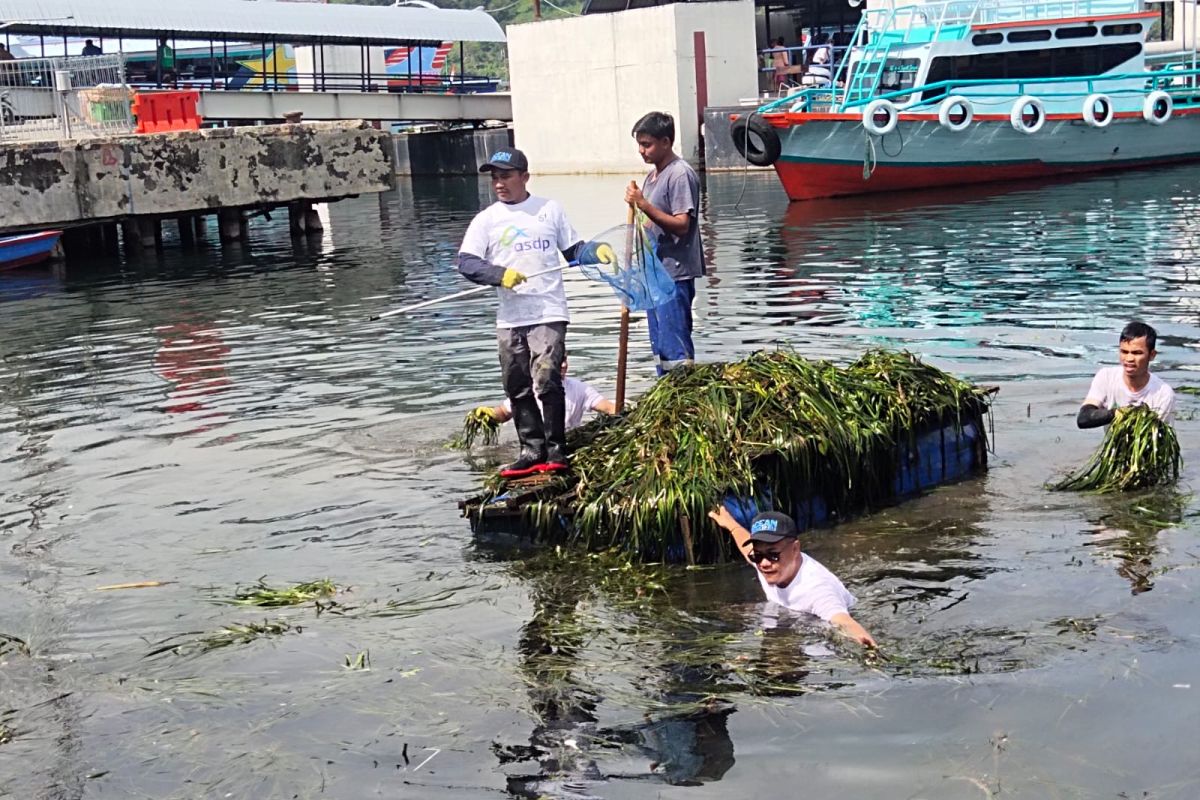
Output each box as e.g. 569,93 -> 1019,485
508,0 -> 757,173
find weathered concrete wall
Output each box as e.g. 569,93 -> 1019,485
0,120 -> 393,234
392,126 -> 511,176
507,1 -> 758,174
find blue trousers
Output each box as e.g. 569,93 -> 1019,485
646,278 -> 695,375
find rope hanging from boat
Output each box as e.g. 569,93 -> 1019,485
862,130 -> 877,180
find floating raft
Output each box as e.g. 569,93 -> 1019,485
461,350 -> 995,564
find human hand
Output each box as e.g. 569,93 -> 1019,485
578,241 -> 617,266
500,268 -> 527,289
707,505 -> 737,531
625,184 -> 645,209
472,406 -> 500,423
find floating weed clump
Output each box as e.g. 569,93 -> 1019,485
146,619 -> 296,658
0,633 -> 29,658
1049,406 -> 1182,493
450,408 -> 501,450
497,349 -> 991,562
229,578 -> 336,607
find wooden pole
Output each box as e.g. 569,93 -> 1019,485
615,183 -> 635,411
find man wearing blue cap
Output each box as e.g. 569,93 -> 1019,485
709,507 -> 876,647
458,147 -> 610,478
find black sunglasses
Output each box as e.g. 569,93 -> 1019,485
748,550 -> 784,564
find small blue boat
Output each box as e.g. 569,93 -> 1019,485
0,231 -> 63,271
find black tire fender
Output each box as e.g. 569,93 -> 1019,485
730,115 -> 782,167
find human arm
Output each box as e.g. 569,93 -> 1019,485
457,252 -> 525,289
707,506 -> 753,564
625,182 -> 692,238
592,398 -> 618,415
474,403 -> 512,424
1076,404 -> 1115,429
829,612 -> 876,648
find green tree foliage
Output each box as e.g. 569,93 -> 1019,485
329,0 -> 584,79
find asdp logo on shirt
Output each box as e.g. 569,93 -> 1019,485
498,224 -> 551,255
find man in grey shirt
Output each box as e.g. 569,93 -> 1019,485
625,111 -> 706,374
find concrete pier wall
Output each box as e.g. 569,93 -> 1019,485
507,0 -> 758,174
703,105 -> 770,171
392,126 -> 511,175
0,120 -> 393,234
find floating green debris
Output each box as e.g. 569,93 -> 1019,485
1049,406 -> 1182,493
229,578 -> 336,607
0,633 -> 29,657
0,724 -> 13,746
343,650 -> 371,671
494,349 -> 991,562
146,619 -> 296,658
450,408 -> 501,450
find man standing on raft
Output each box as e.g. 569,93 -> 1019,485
626,111 -> 706,375
458,148 -> 608,478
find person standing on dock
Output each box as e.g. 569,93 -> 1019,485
458,147 -> 595,479
1077,321 -> 1176,428
708,508 -> 877,647
626,111 -> 706,375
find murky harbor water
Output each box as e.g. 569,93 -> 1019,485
2,166 -> 1199,799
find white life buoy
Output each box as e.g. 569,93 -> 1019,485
938,95 -> 974,132
1144,90 -> 1173,125
1082,93 -> 1113,128
862,99 -> 898,136
1010,96 -> 1046,134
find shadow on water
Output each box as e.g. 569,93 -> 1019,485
1078,488 -> 1192,595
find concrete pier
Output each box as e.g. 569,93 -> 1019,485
0,120 -> 394,237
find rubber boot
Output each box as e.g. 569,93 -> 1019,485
537,391 -> 569,473
500,396 -> 547,479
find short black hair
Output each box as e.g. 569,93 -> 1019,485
632,111 -> 675,144
1120,320 -> 1158,351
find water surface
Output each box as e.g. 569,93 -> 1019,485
2,166 -> 1199,799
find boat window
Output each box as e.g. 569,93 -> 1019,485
1055,25 -> 1097,39
922,42 -> 1143,100
878,57 -> 922,102
1101,23 -> 1143,36
1008,30 -> 1052,43
972,32 -> 1004,46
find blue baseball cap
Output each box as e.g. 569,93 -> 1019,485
480,148 -> 529,173
748,511 -> 799,544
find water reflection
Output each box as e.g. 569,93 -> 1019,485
1080,489 -> 1190,595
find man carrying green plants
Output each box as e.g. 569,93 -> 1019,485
458,148 -> 610,478
708,507 -> 876,648
1077,321 -> 1176,428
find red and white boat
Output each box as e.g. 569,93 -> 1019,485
731,0 -> 1200,200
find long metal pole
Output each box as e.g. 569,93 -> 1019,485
371,262 -> 575,320
615,183 -> 635,412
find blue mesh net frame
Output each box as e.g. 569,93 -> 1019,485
576,220 -> 676,312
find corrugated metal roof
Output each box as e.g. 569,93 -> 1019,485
0,0 -> 506,45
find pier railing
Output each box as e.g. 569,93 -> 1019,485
0,54 -> 135,143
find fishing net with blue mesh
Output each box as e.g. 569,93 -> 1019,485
576,220 -> 676,312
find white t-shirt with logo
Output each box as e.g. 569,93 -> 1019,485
459,195 -> 580,329
1083,367 -> 1176,422
502,377 -> 604,431
756,553 -> 856,622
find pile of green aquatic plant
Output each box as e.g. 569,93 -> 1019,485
1049,405 -> 1182,493
228,578 -> 337,607
145,619 -> 296,658
501,349 -> 991,562
450,407 -> 501,450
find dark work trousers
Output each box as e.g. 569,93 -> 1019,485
498,322 -> 567,458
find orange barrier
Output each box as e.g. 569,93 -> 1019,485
132,90 -> 202,134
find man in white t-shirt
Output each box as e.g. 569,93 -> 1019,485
476,352 -> 617,432
708,508 -> 876,647
1078,320 -> 1176,428
458,148 -> 602,479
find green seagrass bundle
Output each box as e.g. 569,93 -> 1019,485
451,407 -> 501,450
1049,405 -> 1181,493
504,349 -> 992,562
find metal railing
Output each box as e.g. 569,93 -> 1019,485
0,54 -> 135,143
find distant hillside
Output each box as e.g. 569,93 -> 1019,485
329,0 -> 584,80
